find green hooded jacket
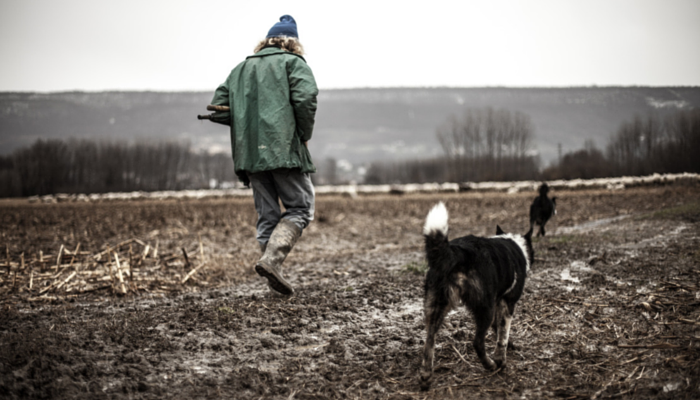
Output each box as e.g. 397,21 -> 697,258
209,47 -> 318,177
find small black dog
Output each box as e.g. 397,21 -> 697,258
419,202 -> 533,391
529,183 -> 557,237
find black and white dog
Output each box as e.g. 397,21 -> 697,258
419,202 -> 533,390
529,183 -> 557,237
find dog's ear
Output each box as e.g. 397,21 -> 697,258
496,225 -> 505,235
524,227 -> 533,241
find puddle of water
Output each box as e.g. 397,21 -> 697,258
320,325 -> 341,334
191,366 -> 207,375
569,260 -> 595,273
560,268 -> 580,283
663,382 -> 682,393
293,343 -> 329,351
556,215 -> 630,235
670,225 -> 688,235
621,224 -> 688,249
559,264 -> 583,292
180,358 -> 219,376
636,286 -> 651,294
250,361 -> 282,373
356,299 -> 423,327
395,300 -> 423,317
600,345 -> 615,353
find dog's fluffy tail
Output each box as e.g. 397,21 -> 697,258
423,202 -> 448,237
423,202 -> 450,269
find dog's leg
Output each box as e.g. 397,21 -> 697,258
492,306 -> 517,350
419,292 -> 449,391
472,305 -> 498,370
493,300 -> 514,368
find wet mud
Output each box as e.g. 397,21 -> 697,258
1,185 -> 699,399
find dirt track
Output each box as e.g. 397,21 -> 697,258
1,185 -> 699,399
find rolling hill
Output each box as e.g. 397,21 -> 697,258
1,87 -> 698,170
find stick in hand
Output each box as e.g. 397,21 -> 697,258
197,105 -> 230,120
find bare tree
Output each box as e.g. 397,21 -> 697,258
436,107 -> 538,182
606,109 -> 699,176
0,139 -> 242,197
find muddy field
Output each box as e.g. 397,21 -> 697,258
1,184 -> 699,399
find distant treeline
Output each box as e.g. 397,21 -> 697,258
365,107 -> 700,184
366,107 -> 541,184
542,108 -> 700,180
0,140 -> 238,197
1,108 -> 698,197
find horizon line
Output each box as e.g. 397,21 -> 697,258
2,84 -> 700,94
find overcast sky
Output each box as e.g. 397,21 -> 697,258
1,0 -> 699,92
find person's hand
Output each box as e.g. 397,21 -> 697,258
236,170 -> 250,188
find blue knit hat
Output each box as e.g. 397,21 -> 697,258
266,15 -> 298,38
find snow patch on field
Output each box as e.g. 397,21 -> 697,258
25,172 -> 700,203
556,215 -> 630,235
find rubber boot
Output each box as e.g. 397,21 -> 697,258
254,219 -> 301,295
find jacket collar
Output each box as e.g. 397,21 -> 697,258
247,47 -> 306,62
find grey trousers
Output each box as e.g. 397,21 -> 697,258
247,168 -> 315,246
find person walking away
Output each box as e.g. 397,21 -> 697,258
207,15 -> 318,296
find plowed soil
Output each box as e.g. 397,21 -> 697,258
1,184 -> 699,399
